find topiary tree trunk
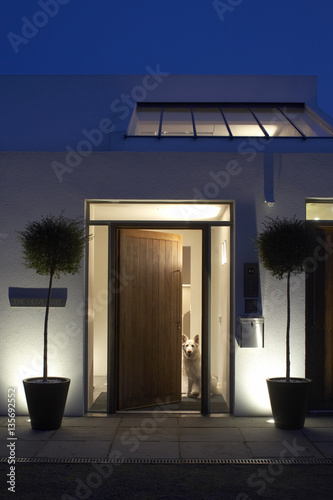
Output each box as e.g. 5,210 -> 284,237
18,214 -> 91,381
43,271 -> 54,381
286,272 -> 290,381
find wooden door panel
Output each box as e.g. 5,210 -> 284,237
117,229 -> 182,410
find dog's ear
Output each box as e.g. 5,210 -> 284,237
182,334 -> 188,344
193,334 -> 200,345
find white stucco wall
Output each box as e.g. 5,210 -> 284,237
0,151 -> 332,416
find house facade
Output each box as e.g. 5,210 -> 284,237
1,74 -> 333,417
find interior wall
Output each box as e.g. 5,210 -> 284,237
211,226 -> 230,406
88,226 -> 108,378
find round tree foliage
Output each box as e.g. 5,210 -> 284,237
18,214 -> 89,279
256,216 -> 316,280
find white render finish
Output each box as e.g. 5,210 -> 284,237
1,150 -> 333,416
1,75 -> 333,417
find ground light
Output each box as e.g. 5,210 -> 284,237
266,419 -> 275,424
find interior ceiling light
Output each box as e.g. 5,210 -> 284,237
157,204 -> 221,220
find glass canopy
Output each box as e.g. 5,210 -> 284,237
127,104 -> 333,138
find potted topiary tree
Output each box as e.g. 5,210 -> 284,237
255,216 -> 316,429
18,213 -> 90,430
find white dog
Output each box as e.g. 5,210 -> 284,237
182,334 -> 221,398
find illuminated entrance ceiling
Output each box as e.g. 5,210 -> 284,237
88,202 -> 231,222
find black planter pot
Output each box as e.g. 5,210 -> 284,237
23,377 -> 70,430
266,377 -> 312,430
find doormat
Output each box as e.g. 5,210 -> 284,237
89,393 -> 229,413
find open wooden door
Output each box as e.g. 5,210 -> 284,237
117,229 -> 182,410
306,226 -> 333,409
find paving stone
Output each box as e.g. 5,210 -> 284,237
119,415 -> 179,428
62,416 -> 120,428
50,426 -> 117,442
312,441 -> 333,458
180,441 -> 250,459
180,427 -> 242,442
302,427 -> 333,441
0,414 -> 332,460
109,440 -> 180,459
239,427 -> 304,442
179,416 -> 237,427
1,440 -> 46,458
247,439 -> 325,459
115,426 -> 179,443
35,440 -> 111,459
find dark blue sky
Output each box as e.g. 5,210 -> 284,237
1,0 -> 333,117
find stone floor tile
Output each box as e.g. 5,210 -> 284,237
119,415 -> 179,428
0,440 -> 46,458
35,440 -> 111,459
115,426 -> 178,443
233,417 -> 275,427
179,416 -> 236,427
14,428 -> 56,440
180,427 -> 242,442
50,426 -> 118,441
180,441 -> 250,459
247,439 -> 324,459
302,427 -> 333,441
303,416 -> 333,428
312,441 -> 333,458
239,427 -> 304,442
62,416 -> 120,428
109,440 -> 180,459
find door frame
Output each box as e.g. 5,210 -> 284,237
85,201 -> 235,415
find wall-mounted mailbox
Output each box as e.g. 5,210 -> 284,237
238,317 -> 264,348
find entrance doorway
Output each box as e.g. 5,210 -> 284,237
86,201 -> 232,414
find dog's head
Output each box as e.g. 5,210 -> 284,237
182,334 -> 200,358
